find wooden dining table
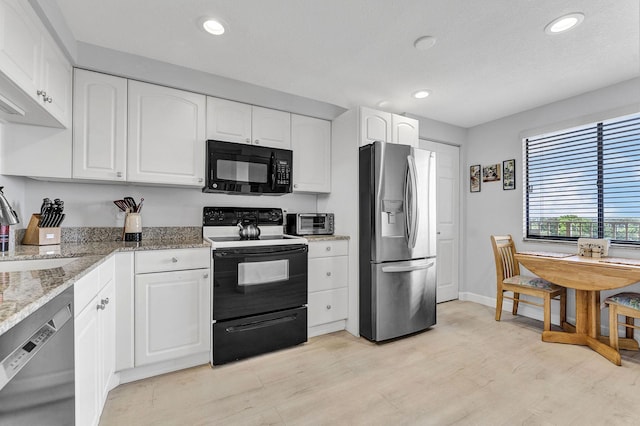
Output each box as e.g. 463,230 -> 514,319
514,251 -> 640,365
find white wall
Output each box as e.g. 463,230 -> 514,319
462,77 -> 640,321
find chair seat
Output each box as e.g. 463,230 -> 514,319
605,292 -> 640,310
503,275 -> 561,291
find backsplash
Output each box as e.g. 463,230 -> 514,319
14,226 -> 202,245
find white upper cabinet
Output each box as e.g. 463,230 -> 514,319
128,81 -> 206,187
359,107 -> 419,148
391,115 -> 419,147
207,97 -> 291,149
251,106 -> 291,149
206,97 -> 252,143
0,0 -> 71,128
73,69 -> 127,181
360,107 -> 391,146
291,114 -> 331,193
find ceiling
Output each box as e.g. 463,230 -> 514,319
54,0 -> 639,128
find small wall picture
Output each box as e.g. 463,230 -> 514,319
482,164 -> 500,182
503,159 -> 515,190
470,165 -> 481,192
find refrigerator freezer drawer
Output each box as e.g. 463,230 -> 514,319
363,258 -> 436,341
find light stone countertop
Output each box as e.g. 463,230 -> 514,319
0,238 -> 210,336
302,235 -> 350,242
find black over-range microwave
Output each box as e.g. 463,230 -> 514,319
204,140 -> 293,195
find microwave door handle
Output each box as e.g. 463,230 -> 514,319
270,154 -> 276,190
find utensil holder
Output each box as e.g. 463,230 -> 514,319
22,214 -> 61,246
124,212 -> 142,242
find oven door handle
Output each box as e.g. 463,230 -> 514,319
225,314 -> 298,333
215,245 -> 308,257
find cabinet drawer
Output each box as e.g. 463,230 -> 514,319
308,256 -> 348,292
308,240 -> 348,258
74,267 -> 100,316
135,248 -> 210,274
308,288 -> 348,327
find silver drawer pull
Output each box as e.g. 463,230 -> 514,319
96,303 -> 105,311
326,305 -> 332,310
171,257 -> 178,263
325,246 -> 331,251
101,298 -> 110,305
326,272 -> 332,277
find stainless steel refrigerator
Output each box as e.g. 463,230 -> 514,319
359,141 -> 436,341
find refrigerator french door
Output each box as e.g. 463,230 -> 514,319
359,141 -> 437,341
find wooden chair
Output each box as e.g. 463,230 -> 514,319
490,235 -> 566,331
605,292 -> 640,359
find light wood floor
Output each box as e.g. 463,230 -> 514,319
100,301 -> 640,425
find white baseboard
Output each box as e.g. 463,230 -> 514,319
117,352 -> 209,384
458,292 -> 574,328
308,320 -> 346,338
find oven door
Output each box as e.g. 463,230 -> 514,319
213,244 -> 308,320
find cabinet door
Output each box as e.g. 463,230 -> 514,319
308,287 -> 348,327
206,97 -> 252,143
308,256 -> 348,292
0,0 -> 42,102
291,114 -> 331,193
360,107 -> 391,146
99,280 -> 116,403
391,115 -> 419,147
73,69 -> 127,181
40,38 -> 71,127
75,300 -> 100,426
128,81 -> 206,186
252,106 -> 291,149
135,269 -> 210,366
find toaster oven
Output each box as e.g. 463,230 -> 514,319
286,213 -> 334,235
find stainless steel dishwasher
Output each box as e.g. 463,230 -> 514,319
0,286 -> 74,425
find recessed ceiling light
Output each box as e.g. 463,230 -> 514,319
544,12 -> 584,34
202,18 -> 226,35
412,90 -> 431,99
414,36 -> 437,51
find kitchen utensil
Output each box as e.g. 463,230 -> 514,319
136,198 -> 144,213
237,215 -> 261,240
124,197 -> 137,212
114,200 -> 128,212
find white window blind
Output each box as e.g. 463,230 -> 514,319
525,113 -> 640,244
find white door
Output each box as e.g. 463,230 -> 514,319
360,107 -> 391,146
206,97 -> 252,143
421,140 -> 460,302
291,114 -> 331,193
251,106 -> 291,149
135,269 -> 210,366
127,81 -> 206,186
73,69 -> 127,181
74,301 -> 100,426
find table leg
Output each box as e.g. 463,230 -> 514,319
575,290 -> 589,334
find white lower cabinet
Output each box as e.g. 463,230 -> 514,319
133,248 -> 210,367
134,269 -> 210,365
74,257 -> 116,426
307,239 -> 349,337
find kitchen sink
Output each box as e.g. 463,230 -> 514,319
0,258 -> 76,272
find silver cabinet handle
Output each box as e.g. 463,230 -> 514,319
325,246 -> 331,251
326,304 -> 332,310
116,172 -> 123,178
203,273 -> 209,279
96,303 -> 105,310
198,178 -> 204,183
37,89 -> 47,97
254,139 -> 260,144
245,138 -> 251,143
172,257 -> 178,263
326,271 -> 332,277
294,184 -> 298,188
101,298 -> 110,305
44,96 -> 52,103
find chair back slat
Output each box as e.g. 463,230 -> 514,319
490,235 -> 520,284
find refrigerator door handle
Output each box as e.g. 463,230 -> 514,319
406,154 -> 419,248
381,261 -> 434,273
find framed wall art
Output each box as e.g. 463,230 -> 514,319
470,164 -> 481,192
482,164 -> 500,182
503,159 -> 515,190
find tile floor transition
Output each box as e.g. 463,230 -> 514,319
100,300 -> 640,425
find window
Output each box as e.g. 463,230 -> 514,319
525,113 -> 640,244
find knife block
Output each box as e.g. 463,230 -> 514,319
22,214 -> 61,246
